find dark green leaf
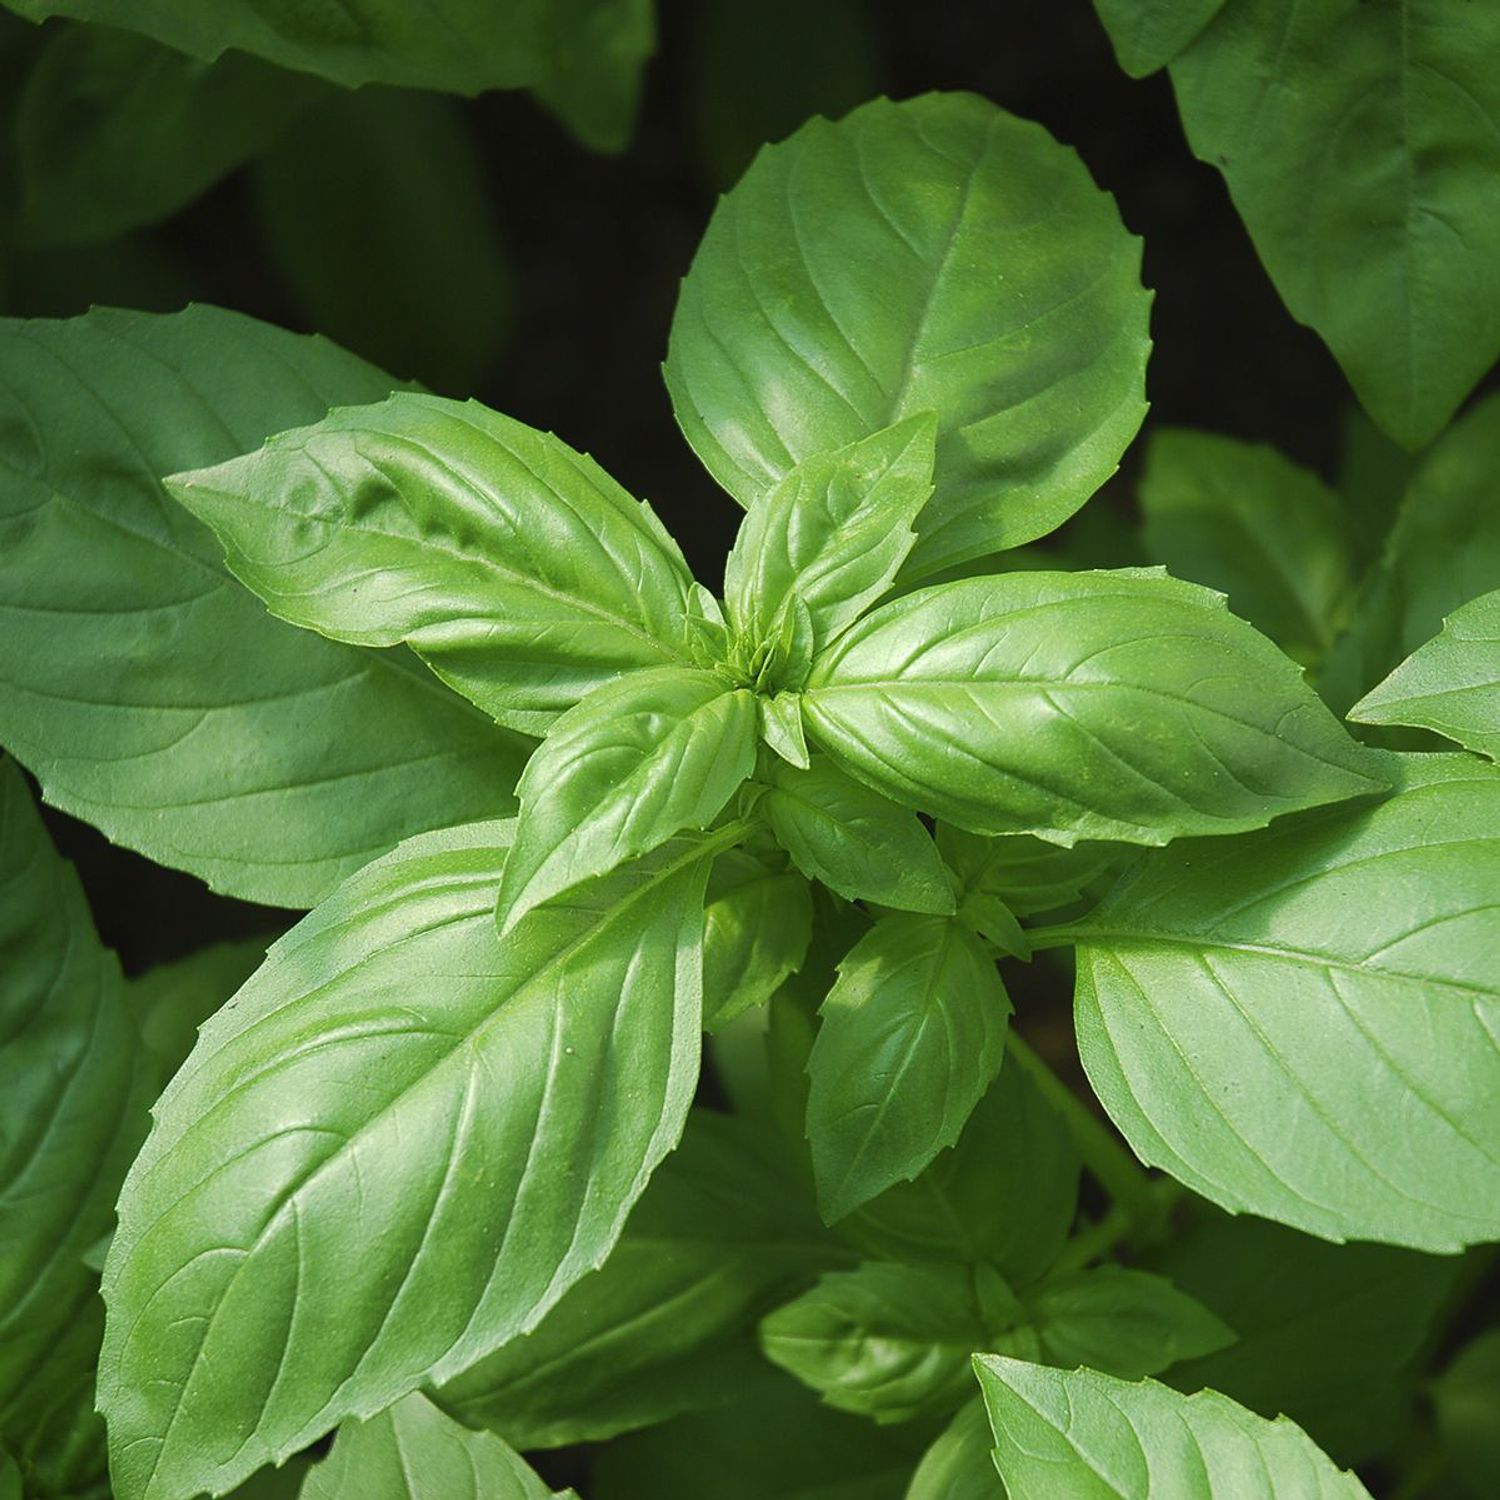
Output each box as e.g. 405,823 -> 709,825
804,570 -> 1385,844
807,914 -> 1010,1222
665,92 -> 1150,580
0,762 -> 151,1499
168,391 -> 699,739
762,757 -> 955,915
1162,0 -> 1500,448
0,307 -> 525,907
1138,427 -> 1356,665
702,850 -> 814,1030
1070,751 -> 1500,1250
1350,586 -> 1500,760
1092,0 -> 1226,77
436,1111 -> 843,1447
936,824 -> 1125,922
907,1400 -> 1002,1500
100,823 -> 718,1500
974,1356 -> 1372,1499
1435,1329 -> 1500,1500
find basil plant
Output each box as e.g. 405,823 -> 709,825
2,89 -> 1497,1500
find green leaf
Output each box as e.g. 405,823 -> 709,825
974,1356 -> 1373,1499
702,850 -> 814,1030
99,822 -> 718,1500
806,913 -> 1011,1222
759,692 -> 811,768
1022,1267 -> 1234,1380
1068,751 -> 1500,1251
723,415 -> 936,672
436,1110 -> 843,1448
1092,0 -> 1226,77
1149,1207 -> 1462,1465
762,757 -> 955,915
498,668 -> 756,931
907,1400 -> 1003,1500
1138,428 -> 1357,665
590,1373 -> 926,1500
0,1452 -> 18,1500
1435,1329 -> 1500,1500
0,306 -> 525,908
664,92 -> 1150,581
839,1045 -> 1079,1282
253,89 -> 510,395
1350,586 -> 1500,760
1322,393 -> 1500,716
762,1262 -> 1021,1425
301,1392 -> 559,1500
0,0 -> 653,151
167,391 -> 699,739
804,570 -> 1385,845
936,825 -> 1125,922
1161,0 -> 1500,449
0,762 -> 151,1500
15,25 -> 319,249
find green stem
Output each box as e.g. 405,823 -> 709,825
1051,1204 -> 1133,1276
1006,1029 -> 1167,1242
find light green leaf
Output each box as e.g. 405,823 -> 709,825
253,89 -> 510,395
168,391 -> 698,738
1138,427 -> 1357,665
0,762 -> 151,1500
1069,751 -> 1500,1251
664,92 -> 1150,580
301,1392 -> 558,1500
15,25 -> 318,249
804,570 -> 1385,845
1435,1328 -> 1500,1500
762,1262 -> 1021,1425
1350,586 -> 1500,760
1161,0 -> 1500,448
702,849 -> 814,1030
907,1400 -> 1002,1500
0,0 -> 653,151
1150,1208 -> 1462,1465
807,913 -> 1011,1222
100,822 -> 718,1500
1092,0 -> 1226,77
762,756 -> 955,915
974,1356 -> 1373,1499
436,1110 -> 843,1448
0,306 -> 525,908
936,825 -> 1125,922
497,668 -> 756,931
1023,1267 -> 1234,1380
723,415 -> 936,672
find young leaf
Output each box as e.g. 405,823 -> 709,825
1091,0 -> 1225,77
497,668 -> 757,931
1350,587 -> 1500,761
1138,427 -> 1357,665
167,392 -> 699,737
15,26 -> 319,249
759,692 -> 811,768
436,1111 -> 843,1448
2,0 -> 653,151
664,92 -> 1150,580
806,913 -> 1011,1222
1434,1329 -> 1500,1500
723,415 -> 936,668
1022,1267 -> 1234,1380
804,570 -> 1385,845
1158,0 -> 1500,449
99,822 -> 718,1500
702,849 -> 814,1030
0,762 -> 152,1499
1068,751 -> 1500,1251
973,1356 -> 1373,1499
0,307 -> 526,908
761,1262 -> 1022,1425
761,756 -> 956,915
302,1392 -> 562,1500
908,1400 -> 1003,1500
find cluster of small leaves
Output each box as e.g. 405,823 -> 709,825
0,40 -> 1499,1500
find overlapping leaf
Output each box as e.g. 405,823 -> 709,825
701,849 -> 813,1030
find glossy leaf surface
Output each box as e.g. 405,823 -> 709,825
665,92 -> 1150,579
805,570 -> 1384,844
0,307 -> 525,907
100,822 -> 715,1500
168,392 -> 698,738
1071,752 -> 1500,1250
